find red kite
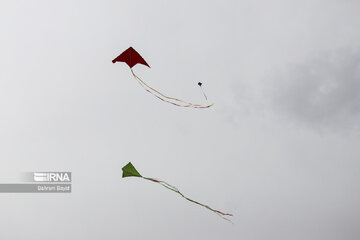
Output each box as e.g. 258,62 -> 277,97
112,47 -> 213,108
112,47 -> 150,68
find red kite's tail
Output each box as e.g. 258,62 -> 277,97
131,69 -> 214,109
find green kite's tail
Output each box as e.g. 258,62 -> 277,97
143,177 -> 233,222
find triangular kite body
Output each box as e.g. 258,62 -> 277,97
112,47 -> 150,68
122,162 -> 142,178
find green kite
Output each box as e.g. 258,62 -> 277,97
122,162 -> 233,221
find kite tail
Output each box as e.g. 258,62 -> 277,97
200,86 -> 208,100
135,79 -> 193,108
131,69 -> 214,109
143,177 -> 233,222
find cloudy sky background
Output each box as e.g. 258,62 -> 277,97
0,0 -> 360,239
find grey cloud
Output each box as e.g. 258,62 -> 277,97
269,48 -> 360,130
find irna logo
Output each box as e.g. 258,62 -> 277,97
33,172 -> 71,182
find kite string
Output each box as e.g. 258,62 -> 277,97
143,177 -> 233,222
131,69 -> 214,108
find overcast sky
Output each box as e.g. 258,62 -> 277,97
1,1 -> 360,239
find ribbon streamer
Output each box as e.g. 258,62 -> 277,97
131,69 -> 214,108
143,177 -> 233,222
